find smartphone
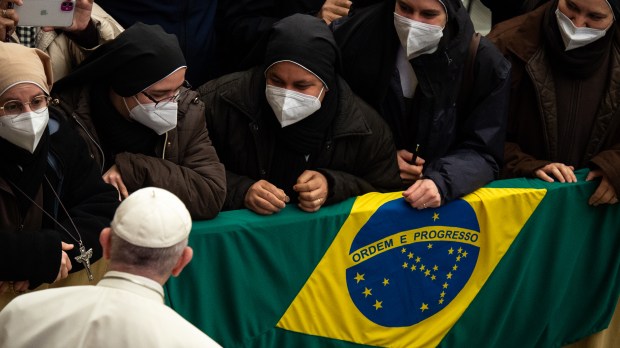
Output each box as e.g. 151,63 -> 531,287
15,0 -> 76,27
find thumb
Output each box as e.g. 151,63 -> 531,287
61,242 -> 75,251
296,170 -> 314,184
586,170 -> 601,181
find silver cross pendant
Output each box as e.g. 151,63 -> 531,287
74,242 -> 94,281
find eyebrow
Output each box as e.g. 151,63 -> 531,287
567,0 -> 610,17
147,82 -> 186,95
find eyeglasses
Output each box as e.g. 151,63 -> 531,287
140,80 -> 192,109
0,95 -> 52,116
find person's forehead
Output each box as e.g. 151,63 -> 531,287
0,83 -> 44,100
564,0 -> 614,13
268,62 -> 318,80
397,0 -> 446,10
144,68 -> 186,92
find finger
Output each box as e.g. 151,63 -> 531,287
257,187 -> 287,209
330,5 -> 349,17
397,149 -> 414,163
102,172 -> 113,184
566,167 -> 577,183
414,156 -> 426,166
66,258 -> 73,272
557,165 -> 575,183
249,198 -> 280,215
262,183 -> 288,202
61,242 -> 74,251
588,185 -> 608,206
400,173 -> 419,183
296,170 -> 313,184
599,187 -> 616,205
116,178 -> 129,199
586,170 -> 602,181
0,282 -> 9,293
15,281 -> 28,292
535,170 -> 554,183
549,166 -> 566,183
294,180 -> 319,193
297,200 -> 321,213
334,0 -> 353,8
298,190 -> 326,203
403,179 -> 424,197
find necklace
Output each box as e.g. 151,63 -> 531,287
8,175 -> 94,281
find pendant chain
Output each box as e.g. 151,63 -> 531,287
8,175 -> 83,245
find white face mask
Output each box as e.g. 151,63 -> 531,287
555,9 -> 610,51
265,85 -> 324,128
394,12 -> 444,60
124,97 -> 178,135
0,110 -> 49,153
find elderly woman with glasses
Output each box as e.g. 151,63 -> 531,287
52,23 -> 226,220
0,42 -> 118,304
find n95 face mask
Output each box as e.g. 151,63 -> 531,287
556,9 -> 610,51
0,110 -> 49,153
265,85 -> 324,127
124,97 -> 178,135
394,12 -> 444,60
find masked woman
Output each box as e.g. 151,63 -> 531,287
52,23 -> 226,219
199,14 -> 401,214
333,0 -> 511,209
0,43 -> 118,301
489,0 -> 619,206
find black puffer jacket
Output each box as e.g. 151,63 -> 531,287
198,67 -> 402,210
333,0 -> 511,203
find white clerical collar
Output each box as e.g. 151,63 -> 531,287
99,271 -> 164,302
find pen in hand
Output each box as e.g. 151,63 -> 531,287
409,144 -> 420,165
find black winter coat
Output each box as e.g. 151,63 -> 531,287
198,67 -> 402,210
0,110 -> 119,288
333,0 -> 511,203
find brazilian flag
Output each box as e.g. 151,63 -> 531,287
165,170 -> 620,347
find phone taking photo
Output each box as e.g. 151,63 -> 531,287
15,0 -> 75,27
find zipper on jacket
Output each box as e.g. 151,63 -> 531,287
72,113 -> 106,174
162,132 -> 169,160
444,50 -> 453,65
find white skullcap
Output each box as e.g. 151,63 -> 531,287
111,187 -> 192,248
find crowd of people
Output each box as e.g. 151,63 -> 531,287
0,0 -> 618,345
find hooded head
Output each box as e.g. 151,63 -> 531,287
55,22 -> 186,97
0,43 -> 52,97
264,13 -> 341,91
392,0 -> 473,61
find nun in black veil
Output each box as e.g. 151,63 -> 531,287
51,23 -> 226,220
198,14 -> 401,215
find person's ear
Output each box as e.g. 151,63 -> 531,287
171,246 -> 193,277
99,228 -> 112,260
